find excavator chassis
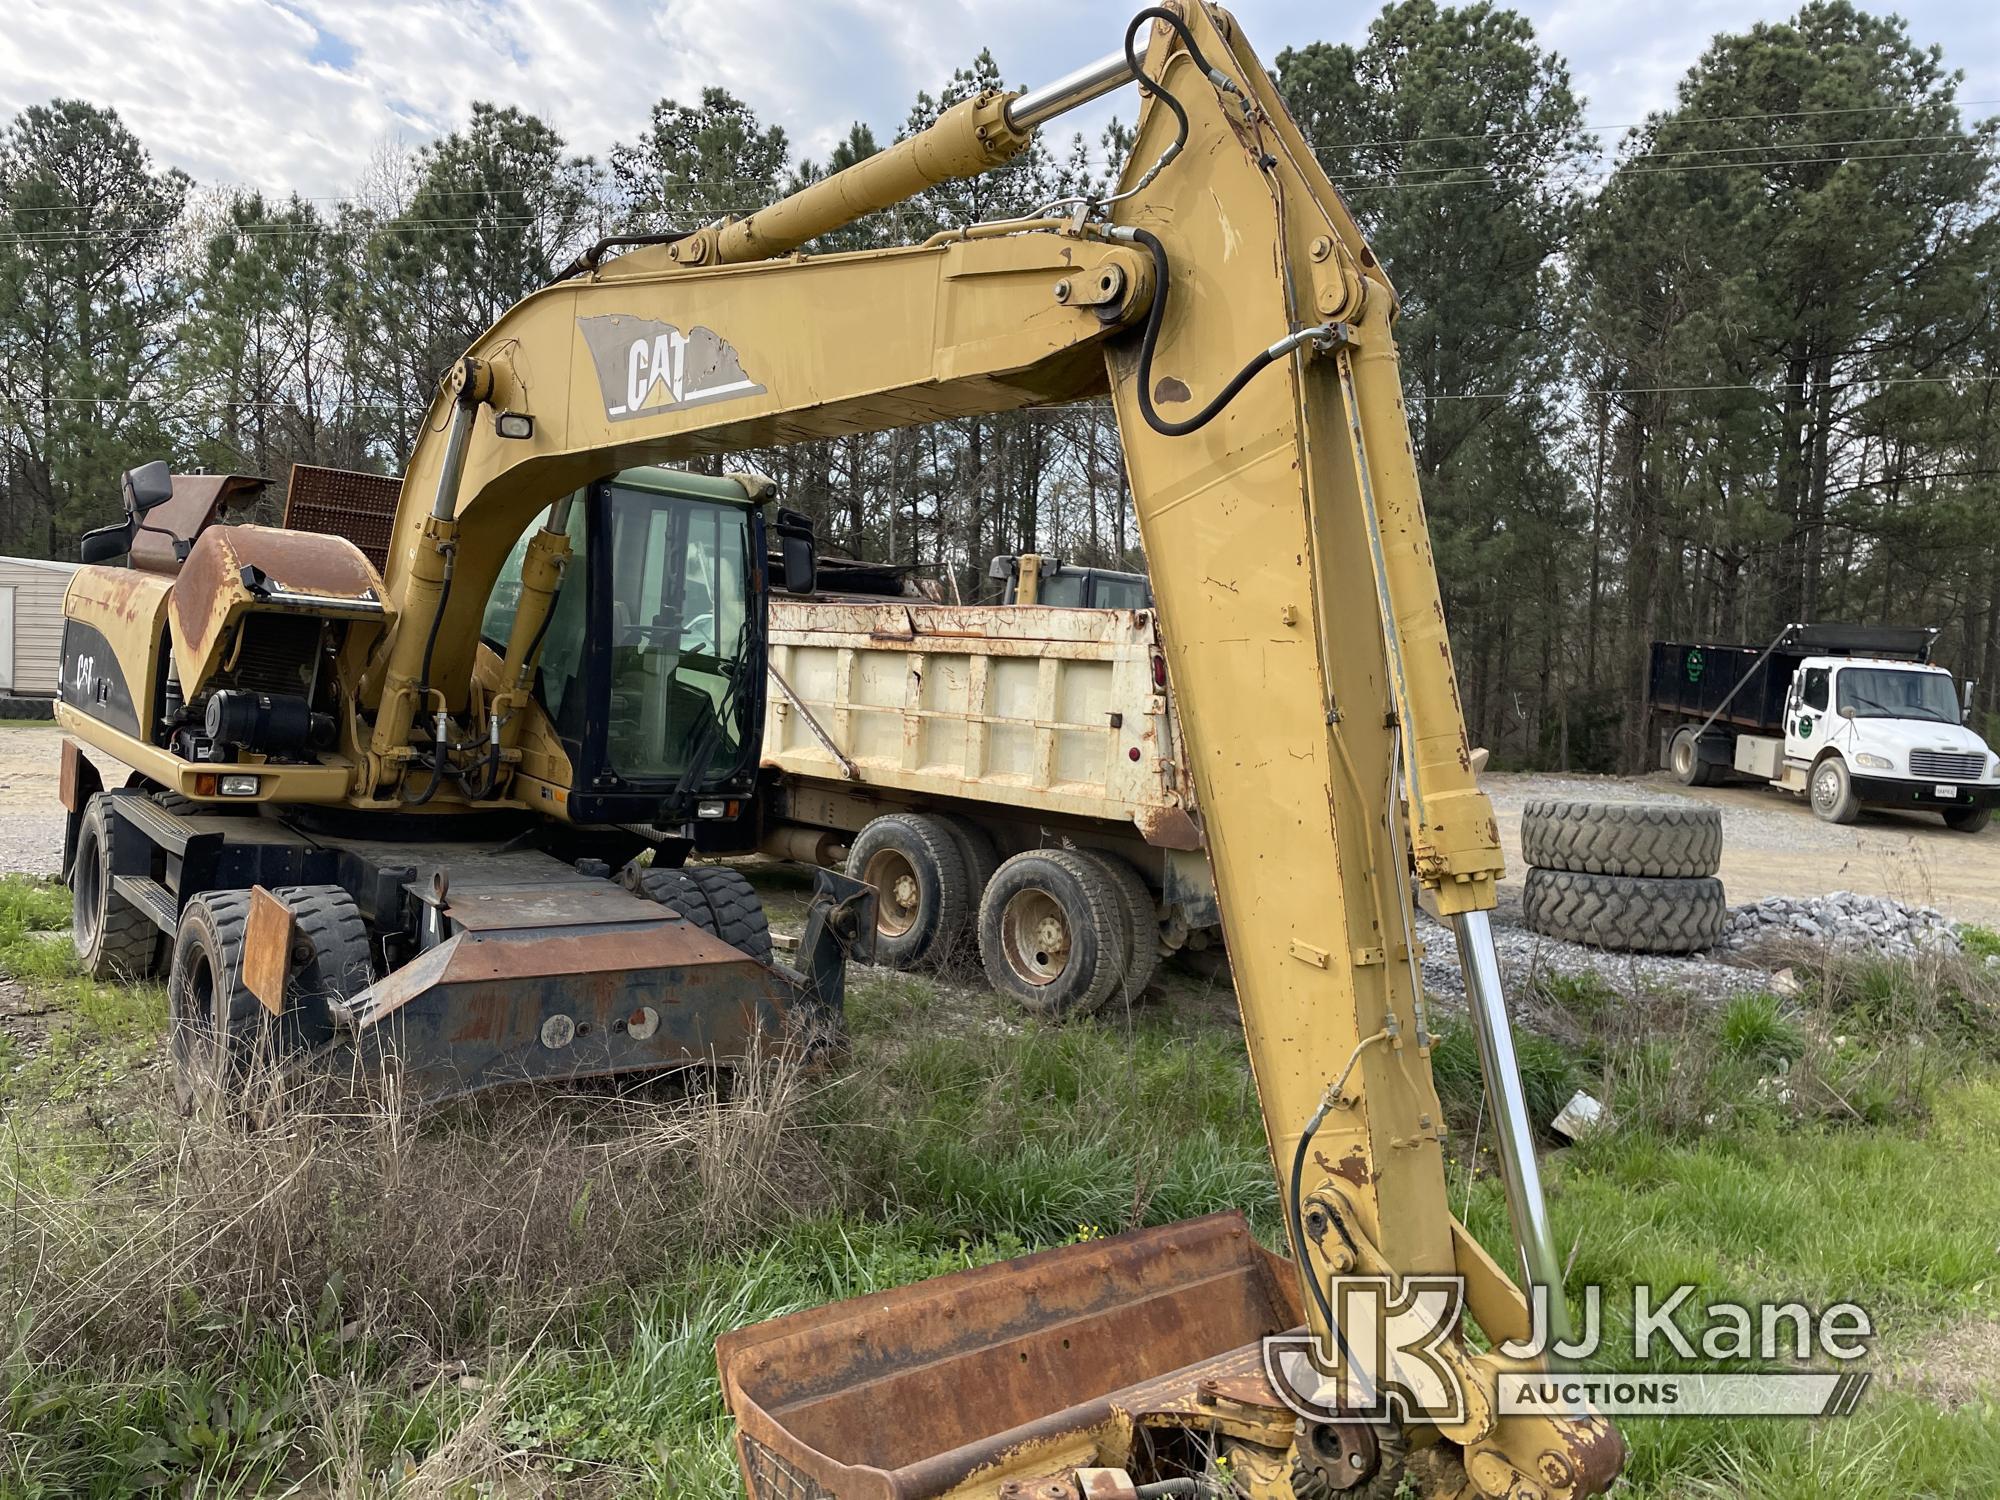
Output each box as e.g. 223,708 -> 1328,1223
66,769 -> 873,1103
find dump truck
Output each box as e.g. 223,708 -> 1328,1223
754,589 -> 1218,1012
61,3 -> 1624,1492
1650,624 -> 1997,830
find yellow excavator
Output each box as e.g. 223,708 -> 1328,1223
56,3 -> 1620,1492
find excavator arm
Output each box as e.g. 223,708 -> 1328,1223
356,5 -> 1620,1494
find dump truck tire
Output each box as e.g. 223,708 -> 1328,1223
1944,806 -> 1992,834
1669,727 -> 1715,787
1521,868 -> 1726,954
934,814 -> 1001,910
71,796 -> 163,982
270,885 -> 375,1049
978,849 -> 1129,1017
1521,800 -> 1722,878
1081,850 -> 1162,1005
630,867 -> 773,963
846,813 -> 971,969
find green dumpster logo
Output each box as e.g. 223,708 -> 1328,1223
1797,714 -> 1814,738
1686,649 -> 1705,684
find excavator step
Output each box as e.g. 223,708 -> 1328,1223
110,874 -> 178,934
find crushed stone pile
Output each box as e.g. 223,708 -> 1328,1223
1718,891 -> 1961,959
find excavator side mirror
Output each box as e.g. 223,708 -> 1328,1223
121,460 -> 174,515
79,522 -> 135,565
774,507 -> 817,595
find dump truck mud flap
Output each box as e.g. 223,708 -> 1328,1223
718,1212 -> 1305,1500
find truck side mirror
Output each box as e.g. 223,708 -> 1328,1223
1964,679 -> 1978,722
774,507 -> 816,595
121,460 -> 174,515
1838,705 -> 1856,719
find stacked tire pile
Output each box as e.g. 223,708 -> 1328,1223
844,811 -> 1159,1017
1519,801 -> 1726,954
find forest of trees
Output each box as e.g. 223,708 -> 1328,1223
2,1 -> 1996,769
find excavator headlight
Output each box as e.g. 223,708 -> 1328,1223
219,774 -> 261,797
494,411 -> 535,440
696,799 -> 732,819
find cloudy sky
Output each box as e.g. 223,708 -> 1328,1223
3,0 -> 1996,200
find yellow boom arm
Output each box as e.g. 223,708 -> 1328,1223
360,6 -> 1619,1493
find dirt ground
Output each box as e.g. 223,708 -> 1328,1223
6,724 -> 1997,928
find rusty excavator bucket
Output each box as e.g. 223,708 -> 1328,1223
718,1214 -> 1307,1500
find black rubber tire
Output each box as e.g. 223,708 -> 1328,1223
1809,756 -> 1861,825
1521,868 -> 1727,954
934,814 -> 1001,909
977,849 -> 1130,1018
168,890 -> 268,1110
845,813 -> 972,969
629,865 -> 773,962
269,884 -> 375,1048
1082,850 -> 1162,1005
1669,727 -> 1715,787
1944,806 -> 1992,834
71,797 -> 163,981
1521,800 -> 1722,878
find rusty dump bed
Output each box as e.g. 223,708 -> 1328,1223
719,1213 -> 1302,1500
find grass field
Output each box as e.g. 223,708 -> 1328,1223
2,874 -> 1997,1498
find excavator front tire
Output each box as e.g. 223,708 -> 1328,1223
629,866 -> 774,962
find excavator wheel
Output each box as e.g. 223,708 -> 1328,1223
168,890 -> 269,1113
268,885 -> 376,1050
977,849 -> 1130,1017
629,865 -> 774,962
71,796 -> 164,982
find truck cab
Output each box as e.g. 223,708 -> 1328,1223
1782,655 -> 1997,827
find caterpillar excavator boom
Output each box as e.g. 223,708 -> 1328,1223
61,1 -> 1620,1491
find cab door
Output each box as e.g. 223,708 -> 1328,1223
1786,663 -> 1831,762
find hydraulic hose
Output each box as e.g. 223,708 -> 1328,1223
401,542 -> 457,806
1117,227 -> 1330,437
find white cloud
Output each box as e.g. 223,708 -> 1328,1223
1,0 -> 1993,201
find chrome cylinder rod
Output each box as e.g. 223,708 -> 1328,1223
1005,49 -> 1133,131
1450,908 -> 1573,1351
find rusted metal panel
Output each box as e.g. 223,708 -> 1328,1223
58,737 -> 82,812
170,523 -> 385,691
720,1212 -> 1302,1500
283,464 -> 404,571
242,885 -> 296,1017
130,474 -> 267,575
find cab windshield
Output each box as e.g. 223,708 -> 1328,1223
482,481 -> 756,784
1835,667 -> 1960,724
602,484 -> 754,781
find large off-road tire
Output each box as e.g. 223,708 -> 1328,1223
629,865 -> 773,962
1521,800 -> 1722,878
1809,756 -> 1861,825
1084,850 -> 1162,1005
168,890 -> 269,1110
269,884 -> 375,1047
845,813 -> 971,969
1668,727 -> 1715,787
1944,806 -> 1993,834
70,796 -> 163,981
1521,868 -> 1727,954
977,849 -> 1130,1018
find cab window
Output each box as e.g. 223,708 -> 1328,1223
1801,667 -> 1829,712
